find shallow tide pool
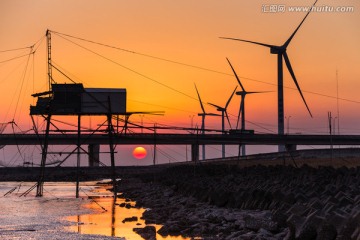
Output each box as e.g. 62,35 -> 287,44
66,195 -> 190,239
0,181 -> 192,239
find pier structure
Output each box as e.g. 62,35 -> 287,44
3,132 -> 360,148
28,30 -> 129,198
30,83 -> 126,197
88,144 -> 100,167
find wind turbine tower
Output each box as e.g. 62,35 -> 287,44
221,0 -> 317,151
227,58 -> 267,156
208,86 -> 237,158
195,84 -> 220,160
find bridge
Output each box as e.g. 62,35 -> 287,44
1,133 -> 360,146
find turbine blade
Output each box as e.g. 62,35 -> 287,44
206,113 -> 221,116
283,52 -> 313,117
220,37 -> 275,48
208,102 -> 222,110
246,91 -> 273,94
225,86 -> 238,109
225,111 -> 232,129
194,84 -> 206,114
226,58 -> 245,91
283,0 -> 318,48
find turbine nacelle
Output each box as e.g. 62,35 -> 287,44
208,86 -> 237,130
236,91 -> 246,96
270,46 -> 285,54
236,91 -> 267,96
207,103 -> 222,111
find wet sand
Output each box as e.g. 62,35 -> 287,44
0,182 -> 120,240
0,181 -> 193,240
66,184 -> 190,240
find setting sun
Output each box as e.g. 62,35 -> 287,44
132,147 -> 147,159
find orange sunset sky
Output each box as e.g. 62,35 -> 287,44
0,0 -> 359,165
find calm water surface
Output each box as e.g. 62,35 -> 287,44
0,181 -> 193,239
65,182 -> 192,240
67,196 -> 190,239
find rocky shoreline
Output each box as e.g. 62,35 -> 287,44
116,164 -> 360,240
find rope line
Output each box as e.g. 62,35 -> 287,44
79,187 -> 108,212
12,48 -> 33,121
0,46 -> 32,53
51,30 -> 230,75
53,32 -> 197,101
10,121 -> 26,163
50,30 -> 360,105
19,183 -> 37,197
0,53 -> 31,64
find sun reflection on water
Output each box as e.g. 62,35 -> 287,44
66,186 -> 191,240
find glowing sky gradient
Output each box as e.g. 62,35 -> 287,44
0,0 -> 359,165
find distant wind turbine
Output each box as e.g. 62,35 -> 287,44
226,58 -> 268,156
208,86 -> 238,158
195,84 -> 220,160
221,0 -> 317,151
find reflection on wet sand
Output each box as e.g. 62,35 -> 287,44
67,186 -> 190,240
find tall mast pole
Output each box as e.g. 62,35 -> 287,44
46,30 -> 52,91
36,30 -> 53,197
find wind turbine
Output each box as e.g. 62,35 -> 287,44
208,86 -> 238,158
221,0 -> 317,151
195,84 -> 220,160
226,58 -> 267,156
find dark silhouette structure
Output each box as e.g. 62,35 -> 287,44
221,0 -> 318,151
30,83 -> 126,197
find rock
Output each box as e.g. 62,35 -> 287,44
133,226 -> 156,240
209,189 -> 229,207
157,223 -> 182,236
328,212 -> 347,233
296,222 -> 317,240
122,216 -> 138,223
225,231 -> 244,240
244,214 -> 278,232
317,222 -> 337,240
337,211 -> 360,239
115,164 -> 360,239
283,192 -> 296,205
287,213 -> 305,238
272,210 -> 288,228
284,221 -> 295,240
351,226 -> 360,239
206,213 -> 222,225
275,229 -> 290,240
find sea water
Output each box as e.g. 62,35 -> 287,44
0,181 -> 191,239
66,181 -> 190,239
